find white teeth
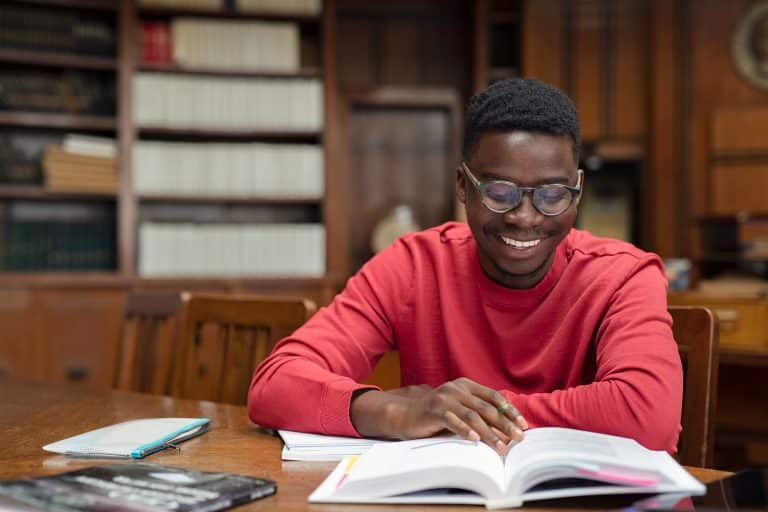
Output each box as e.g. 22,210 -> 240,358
499,236 -> 541,249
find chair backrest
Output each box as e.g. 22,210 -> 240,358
115,291 -> 183,394
172,293 -> 317,405
669,305 -> 719,468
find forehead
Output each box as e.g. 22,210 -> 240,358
469,131 -> 577,181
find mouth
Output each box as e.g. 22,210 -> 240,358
498,235 -> 543,250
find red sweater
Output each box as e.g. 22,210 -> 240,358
248,223 -> 682,452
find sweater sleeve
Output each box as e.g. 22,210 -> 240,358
247,238 -> 414,436
502,258 -> 683,453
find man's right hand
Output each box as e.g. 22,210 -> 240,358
350,377 -> 527,455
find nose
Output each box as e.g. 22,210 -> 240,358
502,193 -> 541,228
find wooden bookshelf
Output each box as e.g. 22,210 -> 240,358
137,194 -> 322,205
0,48 -> 117,70
136,127 -> 322,143
0,185 -> 116,201
0,112 -> 117,131
137,7 -> 321,23
137,62 -> 322,79
8,0 -> 117,11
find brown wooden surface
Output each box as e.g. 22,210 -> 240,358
0,378 -> 731,511
669,306 -> 720,468
115,291 -> 183,394
172,293 -> 317,405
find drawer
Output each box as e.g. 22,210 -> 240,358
668,294 -> 768,349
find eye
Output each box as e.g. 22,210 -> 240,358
485,181 -> 520,203
536,186 -> 570,205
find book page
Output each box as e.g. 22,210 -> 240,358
336,437 -> 507,500
502,428 -> 677,495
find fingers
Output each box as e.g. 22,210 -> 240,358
456,380 -> 528,437
432,381 -> 526,455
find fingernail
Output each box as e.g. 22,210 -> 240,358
518,417 -> 529,430
495,440 -> 507,452
467,430 -> 480,442
512,426 -> 524,439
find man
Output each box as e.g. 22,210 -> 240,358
248,78 -> 682,456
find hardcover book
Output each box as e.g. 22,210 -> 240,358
0,463 -> 276,512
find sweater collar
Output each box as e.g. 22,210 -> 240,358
471,233 -> 569,309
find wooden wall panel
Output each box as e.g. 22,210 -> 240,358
573,0 -> 603,140
0,288 -> 36,378
612,0 -> 648,138
337,20 -> 375,90
713,106 -> 768,155
711,164 -> 768,215
381,22 -> 422,85
521,0 -> 565,89
689,1 -> 768,216
37,288 -> 125,388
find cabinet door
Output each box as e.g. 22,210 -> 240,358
36,288 -> 124,387
0,288 -> 37,378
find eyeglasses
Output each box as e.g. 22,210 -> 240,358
461,162 -> 583,216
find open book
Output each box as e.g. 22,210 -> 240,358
309,427 -> 706,509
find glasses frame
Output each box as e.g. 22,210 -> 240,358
461,162 -> 583,216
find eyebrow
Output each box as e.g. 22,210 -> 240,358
479,172 -> 573,186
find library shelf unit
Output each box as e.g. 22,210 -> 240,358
0,0 -> 341,388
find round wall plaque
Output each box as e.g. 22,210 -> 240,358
732,1 -> 768,90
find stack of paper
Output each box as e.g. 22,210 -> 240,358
278,430 -> 389,461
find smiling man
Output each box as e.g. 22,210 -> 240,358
248,78 -> 682,456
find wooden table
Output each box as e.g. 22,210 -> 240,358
0,378 -> 731,511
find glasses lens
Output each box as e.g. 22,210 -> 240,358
483,181 -> 522,211
533,186 -> 573,215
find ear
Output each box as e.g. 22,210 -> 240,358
456,165 -> 468,204
573,169 -> 585,209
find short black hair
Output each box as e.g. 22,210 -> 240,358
462,77 -> 580,164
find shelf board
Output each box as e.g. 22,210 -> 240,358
138,194 -> 322,205
0,48 -> 117,71
137,126 -> 321,143
0,185 -> 116,201
0,111 -> 117,131
138,62 -> 322,79
720,346 -> 768,368
138,6 -> 320,23
8,0 -> 117,11
694,213 -> 768,223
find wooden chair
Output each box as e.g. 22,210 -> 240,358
114,291 -> 183,394
172,293 -> 317,405
669,305 -> 720,468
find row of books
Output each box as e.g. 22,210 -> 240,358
134,141 -> 323,197
139,222 -> 324,276
0,220 -> 116,271
133,73 -> 322,131
43,146 -> 118,194
0,69 -> 115,116
0,134 -> 117,187
142,18 -> 300,71
138,0 -> 321,15
0,4 -> 116,57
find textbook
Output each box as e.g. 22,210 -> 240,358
278,429 -> 390,461
0,462 -> 276,511
43,418 -> 210,459
309,427 -> 706,509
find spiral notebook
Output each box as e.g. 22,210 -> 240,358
43,418 -> 210,459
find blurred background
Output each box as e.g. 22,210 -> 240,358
0,0 -> 766,470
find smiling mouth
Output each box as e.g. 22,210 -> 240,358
498,235 -> 542,249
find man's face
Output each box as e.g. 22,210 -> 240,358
457,131 -> 581,289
